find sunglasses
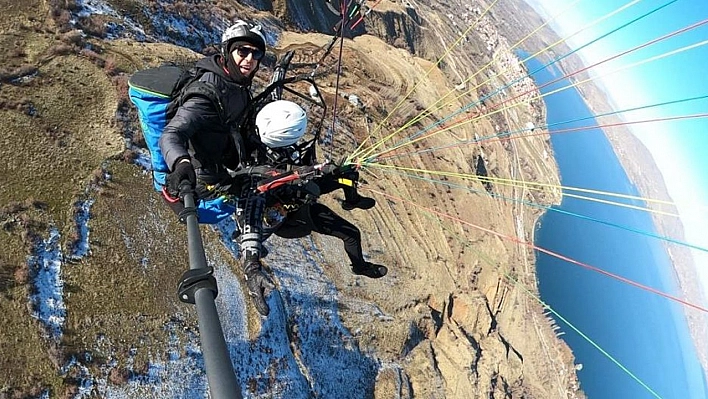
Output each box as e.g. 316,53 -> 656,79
235,46 -> 264,60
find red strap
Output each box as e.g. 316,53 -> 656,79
161,187 -> 181,203
256,172 -> 301,193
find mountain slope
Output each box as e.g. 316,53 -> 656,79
0,0 -> 582,397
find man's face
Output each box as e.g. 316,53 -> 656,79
231,45 -> 263,76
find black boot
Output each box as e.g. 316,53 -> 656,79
352,262 -> 388,278
341,196 -> 376,211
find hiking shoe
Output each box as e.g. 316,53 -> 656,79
341,196 -> 376,211
352,262 -> 388,278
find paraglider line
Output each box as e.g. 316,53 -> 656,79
348,0 -> 503,162
356,0 -> 692,161
361,31 -> 708,162
365,164 -> 708,253
364,0 -> 618,148
422,203 -> 664,398
366,187 -> 708,315
378,110 -> 708,165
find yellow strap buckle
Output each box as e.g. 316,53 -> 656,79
337,178 -> 354,187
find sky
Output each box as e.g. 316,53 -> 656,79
526,0 -> 708,300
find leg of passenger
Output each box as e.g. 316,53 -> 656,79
316,174 -> 341,196
308,203 -> 365,267
309,203 -> 387,278
338,171 -> 376,211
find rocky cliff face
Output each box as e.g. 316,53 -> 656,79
362,5 -> 424,55
0,0 -> 583,397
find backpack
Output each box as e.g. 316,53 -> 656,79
128,64 -> 225,191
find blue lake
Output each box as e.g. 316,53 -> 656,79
526,55 -> 708,398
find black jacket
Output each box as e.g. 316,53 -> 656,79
159,55 -> 251,185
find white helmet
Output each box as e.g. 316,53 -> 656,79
256,100 -> 308,148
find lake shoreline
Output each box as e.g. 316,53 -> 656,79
529,52 -> 708,397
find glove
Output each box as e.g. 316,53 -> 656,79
166,158 -> 196,197
244,260 -> 276,316
319,163 -> 339,176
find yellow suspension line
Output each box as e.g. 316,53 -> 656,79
376,112 -> 708,162
361,38 -> 708,161
347,0 -> 502,164
362,0 -> 585,142
352,0 -> 646,162
365,162 -> 684,217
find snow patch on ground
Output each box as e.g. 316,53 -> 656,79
132,151 -> 152,172
103,336 -> 208,398
209,219 -> 381,397
70,199 -> 94,259
266,235 -> 380,397
29,228 -> 66,340
74,0 -> 226,51
74,0 -> 147,41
